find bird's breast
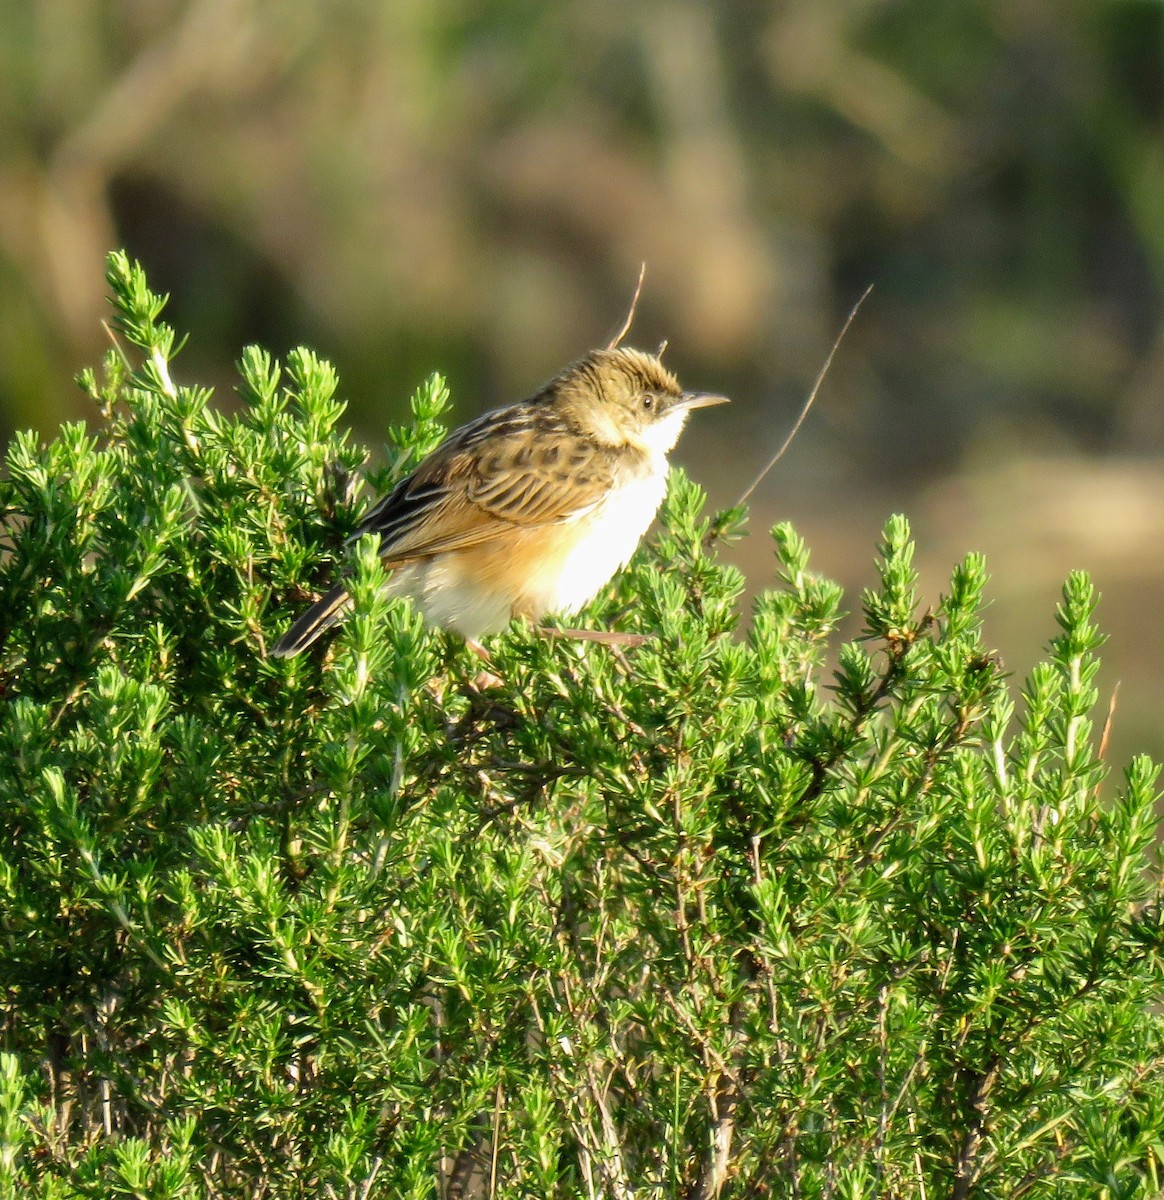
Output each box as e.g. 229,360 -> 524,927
526,464 -> 669,616
388,463 -> 669,638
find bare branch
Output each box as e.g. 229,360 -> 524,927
585,1061 -> 636,1200
951,1059 -> 1000,1200
690,1071 -> 741,1200
682,994 -> 746,1200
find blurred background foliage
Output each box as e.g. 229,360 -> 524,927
1,0 -> 1162,759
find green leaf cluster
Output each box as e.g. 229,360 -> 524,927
1,254 -> 1162,1198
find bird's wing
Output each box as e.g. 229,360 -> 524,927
351,407 -> 621,565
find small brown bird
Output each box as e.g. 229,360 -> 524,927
271,346 -> 727,657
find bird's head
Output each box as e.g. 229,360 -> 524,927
549,347 -> 728,459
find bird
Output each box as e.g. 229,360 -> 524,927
270,345 -> 727,658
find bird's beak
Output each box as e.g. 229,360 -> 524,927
675,391 -> 730,412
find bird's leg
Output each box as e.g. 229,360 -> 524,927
536,626 -> 652,648
465,638 -> 493,663
461,637 -> 505,690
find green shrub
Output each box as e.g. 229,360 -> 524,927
1,252 -> 1162,1198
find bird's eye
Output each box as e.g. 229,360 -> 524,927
641,393 -> 655,412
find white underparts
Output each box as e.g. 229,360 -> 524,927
539,467 -> 669,613
385,465 -> 670,640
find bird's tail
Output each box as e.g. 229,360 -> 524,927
270,584 -> 352,658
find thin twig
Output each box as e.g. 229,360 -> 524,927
735,284 -> 873,510
1097,680 -> 1121,766
608,263 -> 648,349
489,1081 -> 504,1200
100,320 -> 133,370
585,1060 -> 636,1200
749,838 -> 780,1035
909,1111 -> 928,1200
692,1071 -> 741,1200
874,982 -> 890,1182
951,1059 -> 1000,1200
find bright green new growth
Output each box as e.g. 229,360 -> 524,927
0,252 -> 1162,1199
